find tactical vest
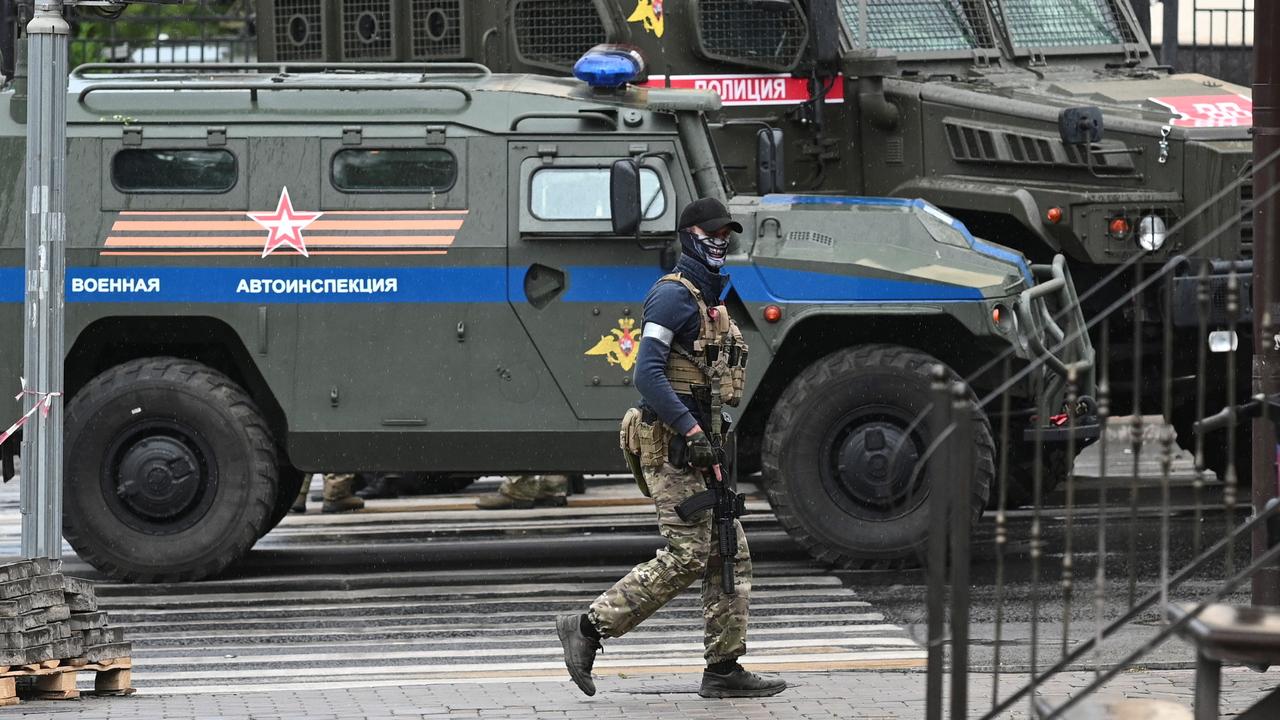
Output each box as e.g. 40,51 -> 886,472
657,273 -> 749,422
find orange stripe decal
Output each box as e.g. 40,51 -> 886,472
118,209 -> 469,216
111,219 -> 465,232
99,249 -> 449,257
105,235 -> 456,248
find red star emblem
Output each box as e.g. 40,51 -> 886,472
248,187 -> 322,258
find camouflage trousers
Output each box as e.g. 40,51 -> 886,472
587,462 -> 751,665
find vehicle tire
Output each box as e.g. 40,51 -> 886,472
761,344 -> 994,568
262,465 -> 307,537
63,357 -> 278,583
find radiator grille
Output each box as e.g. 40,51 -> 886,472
513,0 -> 606,69
411,0 -> 463,59
840,0 -> 996,53
697,0 -> 807,71
943,120 -> 1130,171
341,0 -> 394,60
273,0 -> 324,61
787,230 -> 835,247
1239,179 -> 1254,259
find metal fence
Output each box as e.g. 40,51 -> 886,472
66,0 -> 255,66
1158,0 -> 1254,86
922,143 -> 1280,718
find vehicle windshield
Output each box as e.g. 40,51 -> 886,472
995,0 -> 1129,48
839,0 -> 989,53
837,0 -> 1134,54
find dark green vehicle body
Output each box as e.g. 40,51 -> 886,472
0,62 -> 1090,581
254,0 -> 1253,403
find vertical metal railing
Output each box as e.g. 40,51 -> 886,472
1182,0 -> 1254,86
924,144 -> 1280,718
924,373 -> 975,720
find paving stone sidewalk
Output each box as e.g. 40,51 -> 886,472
5,667 -> 1280,719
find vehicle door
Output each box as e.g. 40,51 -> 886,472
507,139 -> 685,420
288,129 -> 488,469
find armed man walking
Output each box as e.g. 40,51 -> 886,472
556,198 -> 785,699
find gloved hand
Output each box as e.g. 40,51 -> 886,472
686,430 -> 716,469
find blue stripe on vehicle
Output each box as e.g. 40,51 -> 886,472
0,264 -> 982,304
0,268 -> 20,302
731,264 -> 983,303
758,194 -> 1034,284
63,266 -> 509,303
760,194 -> 918,208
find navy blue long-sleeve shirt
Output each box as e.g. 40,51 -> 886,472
633,254 -> 726,435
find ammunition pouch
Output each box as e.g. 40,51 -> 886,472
631,406 -> 675,472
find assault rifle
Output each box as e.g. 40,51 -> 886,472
675,435 -> 746,594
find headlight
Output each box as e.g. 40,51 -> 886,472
1137,215 -> 1167,252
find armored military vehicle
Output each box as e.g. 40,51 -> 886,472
0,50 -> 1090,581
252,0 -> 1253,471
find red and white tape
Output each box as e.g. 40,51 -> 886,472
0,379 -> 60,445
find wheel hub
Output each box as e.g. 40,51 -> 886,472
835,421 -> 920,508
115,436 -> 202,521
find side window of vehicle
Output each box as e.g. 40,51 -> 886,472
331,148 -> 457,193
100,139 -> 250,211
529,168 -> 665,221
517,157 -> 677,235
111,149 -> 237,193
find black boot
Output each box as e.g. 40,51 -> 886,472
556,614 -> 601,696
356,473 -> 401,500
699,662 -> 786,698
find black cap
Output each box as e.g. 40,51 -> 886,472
678,197 -> 743,234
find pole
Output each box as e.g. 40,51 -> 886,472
1252,0 -> 1279,605
924,367 -> 951,720
1134,0 -> 1152,46
19,1 -> 68,561
948,382 -> 972,720
1161,0 -> 1179,69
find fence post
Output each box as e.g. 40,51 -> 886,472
948,381 -> 972,720
925,366 -> 952,720
1161,0 -> 1179,68
1134,0 -> 1152,44
1252,0 -> 1280,605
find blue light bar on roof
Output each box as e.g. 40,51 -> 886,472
573,44 -> 647,89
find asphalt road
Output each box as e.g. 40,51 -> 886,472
0,475 -> 924,696
0,428 -> 1264,703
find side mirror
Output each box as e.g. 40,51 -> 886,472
807,0 -> 841,72
610,158 -> 641,236
756,128 -> 785,195
1058,107 -> 1104,145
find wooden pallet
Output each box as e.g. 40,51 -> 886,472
0,656 -> 132,706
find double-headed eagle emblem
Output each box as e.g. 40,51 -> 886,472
585,318 -> 642,372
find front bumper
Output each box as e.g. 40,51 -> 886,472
1015,255 -> 1097,397
1011,255 -> 1100,443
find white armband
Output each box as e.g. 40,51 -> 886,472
642,322 -> 675,346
